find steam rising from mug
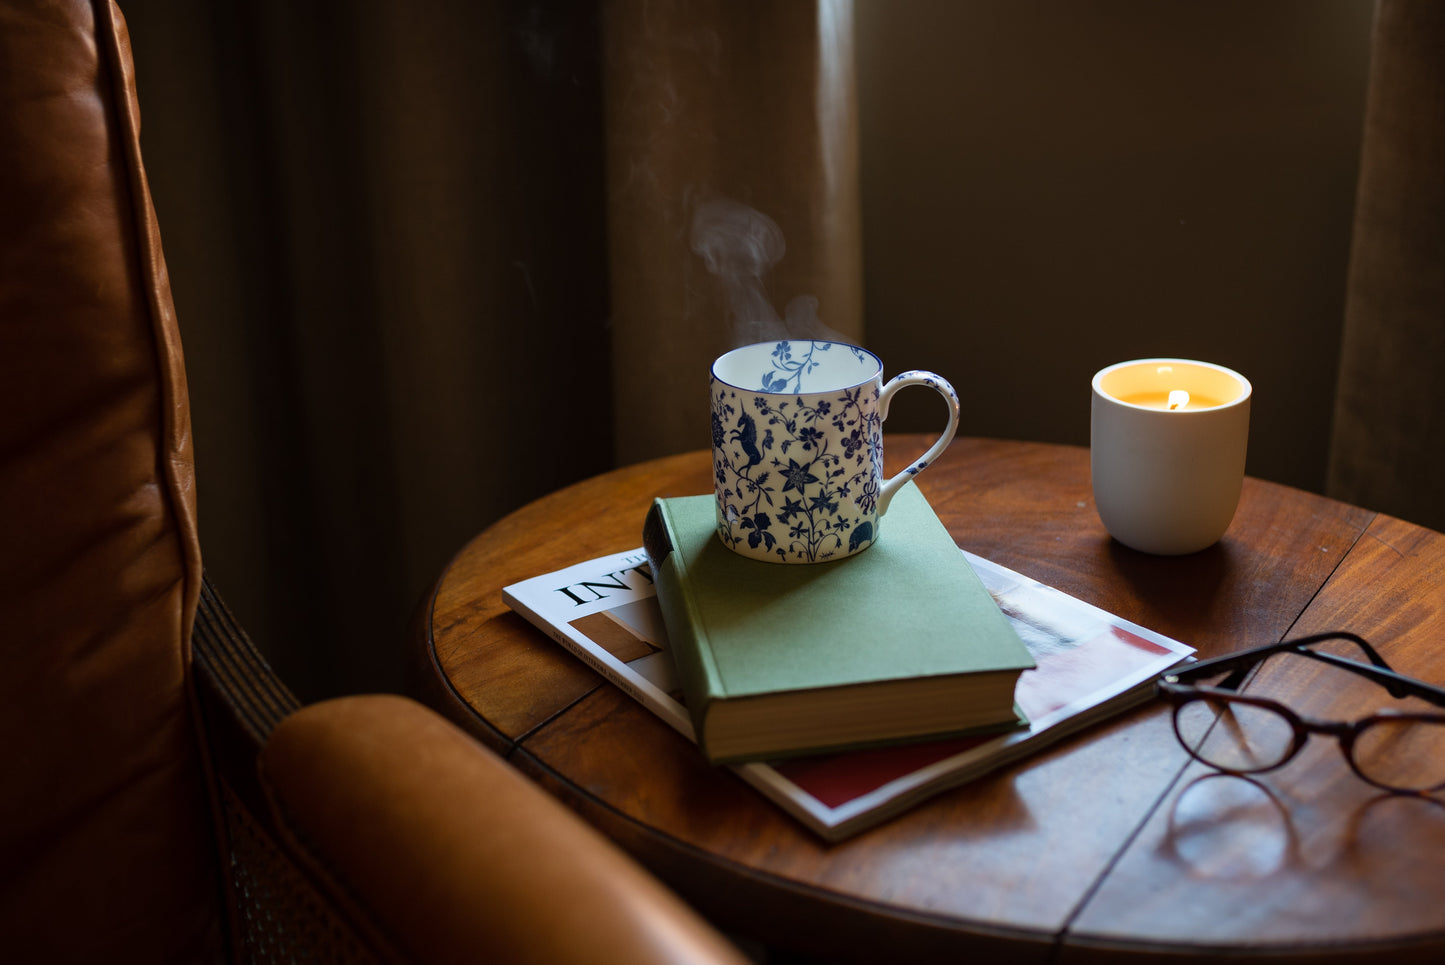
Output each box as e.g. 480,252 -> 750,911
690,199 -> 838,346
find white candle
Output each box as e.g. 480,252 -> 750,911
1090,359 -> 1252,555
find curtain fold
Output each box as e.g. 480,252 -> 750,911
1327,0 -> 1445,532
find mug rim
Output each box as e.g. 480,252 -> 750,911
712,339 -> 883,394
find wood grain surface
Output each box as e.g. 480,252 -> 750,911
411,437 -> 1444,963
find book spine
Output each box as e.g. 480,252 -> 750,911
643,500 -> 723,758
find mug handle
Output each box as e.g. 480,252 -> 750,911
875,370 -> 961,516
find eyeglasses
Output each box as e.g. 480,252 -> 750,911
1156,632 -> 1445,794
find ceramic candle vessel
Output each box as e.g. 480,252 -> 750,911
1091,358 -> 1252,555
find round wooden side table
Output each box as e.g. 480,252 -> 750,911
411,436 -> 1445,964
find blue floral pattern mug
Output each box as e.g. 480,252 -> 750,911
711,340 -> 960,563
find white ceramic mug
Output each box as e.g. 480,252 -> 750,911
1091,358 -> 1252,555
711,340 -> 960,563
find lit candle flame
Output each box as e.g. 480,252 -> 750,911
1168,390 -> 1190,410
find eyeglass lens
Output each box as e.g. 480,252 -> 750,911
1351,717 -> 1445,792
1175,697 -> 1295,773
1176,696 -> 1445,792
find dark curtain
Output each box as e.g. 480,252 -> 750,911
1328,0 -> 1445,533
122,0 -> 861,699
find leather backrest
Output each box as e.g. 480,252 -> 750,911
0,1 -> 217,958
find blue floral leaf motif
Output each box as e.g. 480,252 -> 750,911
778,496 -> 805,523
848,522 -> 874,552
857,475 -> 880,516
760,370 -> 788,393
710,411 -> 726,449
744,512 -> 774,550
761,428 -> 775,451
809,492 -> 839,515
780,459 -> 821,494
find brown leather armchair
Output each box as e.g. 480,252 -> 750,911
0,2 -> 748,962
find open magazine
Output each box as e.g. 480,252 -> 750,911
503,548 -> 1193,842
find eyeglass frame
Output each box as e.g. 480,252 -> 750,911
1155,631 -> 1445,793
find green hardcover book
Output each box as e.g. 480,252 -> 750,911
642,483 -> 1034,764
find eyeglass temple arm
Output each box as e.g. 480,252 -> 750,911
1302,648 -> 1445,706
1192,633 -> 1382,690
1180,633 -> 1445,707
1288,632 -> 1439,702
